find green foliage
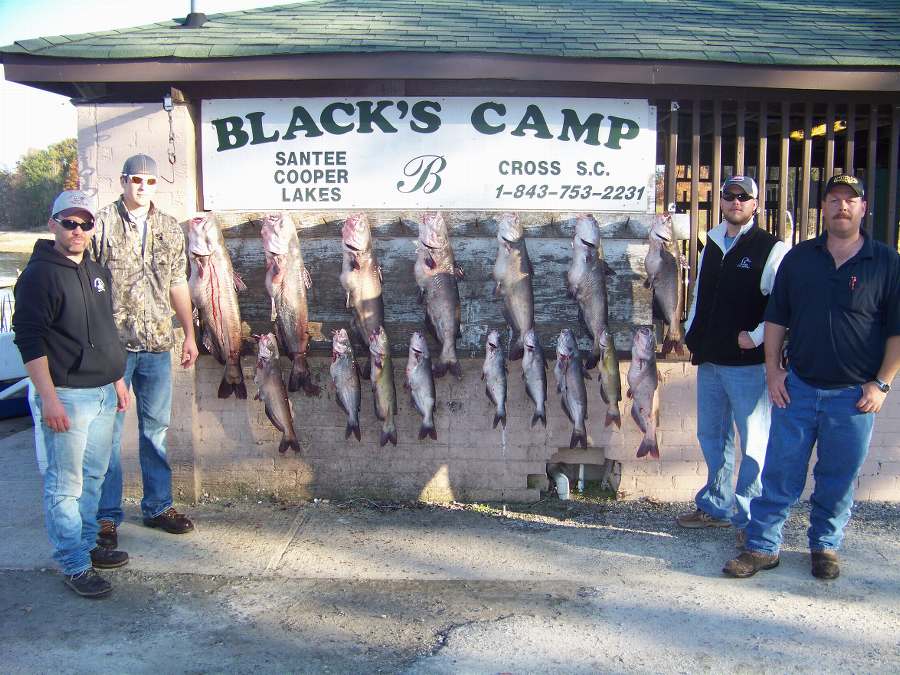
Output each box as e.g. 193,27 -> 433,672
1,139 -> 77,231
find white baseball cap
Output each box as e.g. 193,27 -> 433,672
50,190 -> 95,219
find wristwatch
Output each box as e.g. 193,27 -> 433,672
874,378 -> 891,393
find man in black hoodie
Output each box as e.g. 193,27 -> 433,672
13,190 -> 131,599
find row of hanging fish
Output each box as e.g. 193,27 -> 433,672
186,210 -> 681,459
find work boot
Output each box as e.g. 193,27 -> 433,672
676,509 -> 731,529
811,550 -> 840,580
723,550 -> 780,578
143,507 -> 194,534
97,519 -> 117,549
90,547 -> 129,569
64,568 -> 112,598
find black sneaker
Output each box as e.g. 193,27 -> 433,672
90,547 -> 129,569
97,520 -> 117,549
64,568 -> 112,598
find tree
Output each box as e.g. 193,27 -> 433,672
3,138 -> 77,231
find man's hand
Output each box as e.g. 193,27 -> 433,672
181,336 -> 199,368
767,367 -> 790,408
857,382 -> 887,414
42,396 -> 70,433
738,331 -> 756,350
114,378 -> 131,412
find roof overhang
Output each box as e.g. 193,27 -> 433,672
4,52 -> 900,98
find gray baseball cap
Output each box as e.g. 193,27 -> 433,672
50,190 -> 95,219
721,175 -> 759,199
121,154 -> 158,176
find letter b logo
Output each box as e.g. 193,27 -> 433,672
397,155 -> 447,194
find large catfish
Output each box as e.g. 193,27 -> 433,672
627,327 -> 660,458
340,214 -> 384,379
406,331 -> 437,440
568,213 -> 615,370
261,213 -> 318,395
253,333 -> 301,454
554,328 -> 589,449
187,215 -> 247,399
522,328 -> 547,428
369,326 -> 398,447
492,212 -> 535,361
482,330 -> 507,430
645,215 -> 685,357
330,328 -> 361,442
414,212 -> 463,379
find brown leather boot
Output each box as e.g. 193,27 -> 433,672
811,550 -> 840,580
97,520 -> 117,549
723,550 -> 780,578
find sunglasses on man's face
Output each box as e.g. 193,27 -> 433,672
125,175 -> 157,185
53,217 -> 95,231
722,192 -> 754,202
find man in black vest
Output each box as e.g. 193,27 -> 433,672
678,176 -> 787,545
724,174 -> 900,580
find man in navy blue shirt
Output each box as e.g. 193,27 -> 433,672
724,174 -> 900,580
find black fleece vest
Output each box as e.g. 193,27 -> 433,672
685,226 -> 779,366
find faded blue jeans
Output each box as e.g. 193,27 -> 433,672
745,371 -> 875,555
98,351 -> 173,524
38,384 -> 117,575
695,362 -> 771,529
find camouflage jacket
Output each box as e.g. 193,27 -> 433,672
92,198 -> 188,352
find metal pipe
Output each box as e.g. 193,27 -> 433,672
0,377 -> 29,400
548,466 -> 570,501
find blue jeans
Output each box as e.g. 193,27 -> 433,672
98,351 -> 173,523
695,362 -> 771,528
745,371 -> 875,555
38,384 -> 117,575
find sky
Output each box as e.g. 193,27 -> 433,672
0,0 -> 286,170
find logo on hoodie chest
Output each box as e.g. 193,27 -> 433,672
93,277 -> 106,293
736,256 -> 752,270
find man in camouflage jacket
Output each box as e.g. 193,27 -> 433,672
93,154 -> 198,546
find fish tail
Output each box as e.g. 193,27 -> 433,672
493,411 -> 506,429
585,351 -> 600,370
508,341 -> 525,361
418,422 -> 437,441
605,409 -> 622,429
661,337 -> 683,358
531,408 -> 547,428
279,436 -> 302,454
346,419 -> 361,442
448,360 -> 463,380
432,360 -> 449,379
636,433 -> 659,458
218,366 -> 247,399
569,428 -> 587,449
289,354 -> 320,396
380,420 -> 398,447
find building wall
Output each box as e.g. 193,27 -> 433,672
78,102 -> 900,504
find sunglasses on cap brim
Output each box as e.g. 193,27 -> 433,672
53,216 -> 95,231
721,192 -> 754,202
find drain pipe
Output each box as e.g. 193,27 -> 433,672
548,466 -> 570,500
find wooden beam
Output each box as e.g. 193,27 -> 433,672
666,101 -> 679,210
824,102 -> 835,182
867,104 -> 878,234
778,101 -> 790,242
845,103 -> 856,175
800,102 -> 813,241
711,99 -> 722,227
689,99 -> 701,295
735,100 -> 746,174
757,100 -> 768,230
888,106 -> 900,251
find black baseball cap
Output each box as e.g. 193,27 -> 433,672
824,173 -> 865,199
721,175 -> 759,199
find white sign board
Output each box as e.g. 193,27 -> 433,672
201,97 -> 656,211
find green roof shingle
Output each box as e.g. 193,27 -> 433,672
2,0 -> 900,67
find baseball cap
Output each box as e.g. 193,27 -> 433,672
50,190 -> 95,219
121,154 -> 158,176
824,173 -> 865,199
721,175 -> 759,199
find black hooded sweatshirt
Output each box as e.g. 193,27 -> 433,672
13,240 -> 125,387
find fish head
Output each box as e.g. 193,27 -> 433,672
632,326 -> 657,360
256,332 -> 280,366
331,328 -> 352,360
648,215 -> 674,245
556,328 -> 577,359
523,329 -> 540,355
187,216 -> 222,259
342,213 -> 372,253
598,328 -> 613,354
485,329 -> 502,358
574,214 -> 601,250
419,212 -> 449,249
368,326 -> 389,368
261,213 -> 293,256
408,331 -> 430,364
496,212 -> 523,244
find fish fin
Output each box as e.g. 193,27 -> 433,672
454,264 -> 465,279
630,404 -> 647,433
302,267 -> 312,289
233,272 -> 248,292
603,261 -> 616,277
380,427 -> 398,447
569,429 -> 587,450
279,437 -> 302,454
448,360 -> 462,380
218,369 -> 246,399
492,413 -> 506,429
481,372 -> 485,382
417,287 -> 425,305
599,384 -> 610,405
345,291 -> 352,309
530,410 -> 547,428
560,397 -> 574,424
425,253 -> 436,270
335,396 -> 349,415
263,405 -> 287,434
346,421 -> 361,442
605,409 -> 622,429
493,282 -> 502,298
626,388 -> 633,399
350,257 -> 360,271
377,265 -> 383,283
418,423 -> 437,441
